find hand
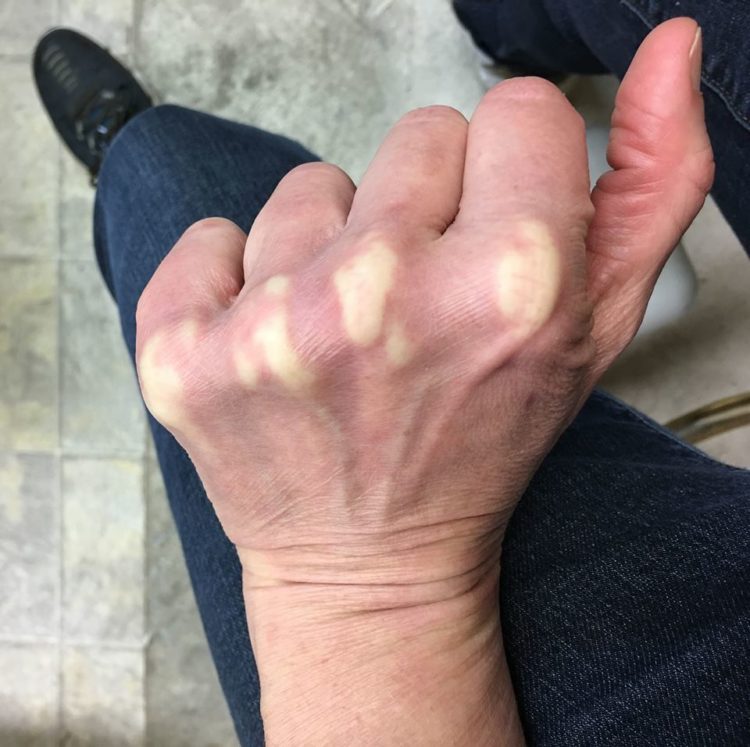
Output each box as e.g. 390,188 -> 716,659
135,18 -> 712,745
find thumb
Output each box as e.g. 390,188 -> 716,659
586,17 -> 714,375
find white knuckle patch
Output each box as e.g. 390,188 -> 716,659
253,308 -> 314,393
334,242 -> 398,346
138,331 -> 185,428
385,321 -> 413,368
234,348 -> 260,389
496,221 -> 560,335
264,274 -> 290,297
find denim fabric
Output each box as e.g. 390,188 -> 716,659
94,106 -> 319,746
453,0 -> 750,255
95,103 -> 750,745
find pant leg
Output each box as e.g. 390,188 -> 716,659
453,0 -> 750,256
94,104 -> 320,746
503,391 -> 750,744
94,104 -> 750,746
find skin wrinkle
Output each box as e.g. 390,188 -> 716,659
334,241 -> 399,346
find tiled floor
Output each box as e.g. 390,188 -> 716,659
1,1 -> 748,745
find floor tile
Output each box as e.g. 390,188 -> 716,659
63,458 -> 144,643
62,645 -> 144,746
136,0 -> 484,182
60,151 -> 96,258
0,452 -> 58,638
0,62 -> 58,258
145,458 -> 237,746
0,259 -> 58,451
0,0 -> 56,56
60,0 -> 134,58
60,259 -> 145,455
0,642 -> 58,747
411,0 -> 490,112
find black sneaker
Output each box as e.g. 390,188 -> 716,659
33,28 -> 153,183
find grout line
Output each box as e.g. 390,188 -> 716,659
0,53 -> 33,62
54,449 -> 64,744
0,446 -> 147,460
132,0 -> 143,68
9,449 -> 146,461
142,448 -> 152,745
128,2 -> 151,737
55,0 -> 65,733
0,634 -> 152,651
0,254 -> 59,262
55,126 -> 66,747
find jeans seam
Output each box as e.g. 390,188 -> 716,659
620,0 -> 750,134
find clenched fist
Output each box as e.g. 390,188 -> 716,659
135,19 -> 712,746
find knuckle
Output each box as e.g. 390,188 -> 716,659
286,161 -> 351,186
495,221 -> 562,337
182,216 -> 238,237
137,321 -> 201,428
375,195 -> 418,225
493,75 -> 565,103
258,191 -> 309,222
256,164 -> 352,235
400,104 -> 467,129
333,233 -> 400,348
231,280 -> 317,394
135,282 -> 159,331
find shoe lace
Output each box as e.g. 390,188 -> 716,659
74,86 -> 135,178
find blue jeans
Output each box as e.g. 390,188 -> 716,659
453,0 -> 750,254
93,7 -> 750,746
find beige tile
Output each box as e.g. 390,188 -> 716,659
0,642 -> 58,747
62,645 -> 144,746
63,458 -> 144,643
0,452 -> 58,638
0,0 -> 56,56
60,259 -> 145,455
602,197 -> 750,469
60,0 -> 134,59
0,259 -> 58,451
0,62 -> 58,258
145,459 -> 238,746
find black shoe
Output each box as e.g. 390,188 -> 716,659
33,28 -> 153,182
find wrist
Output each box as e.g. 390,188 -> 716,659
243,563 -> 524,746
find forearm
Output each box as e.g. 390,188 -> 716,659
243,565 -> 525,746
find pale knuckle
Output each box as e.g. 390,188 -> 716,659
138,321 -> 204,426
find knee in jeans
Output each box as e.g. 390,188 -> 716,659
101,104 -> 202,186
